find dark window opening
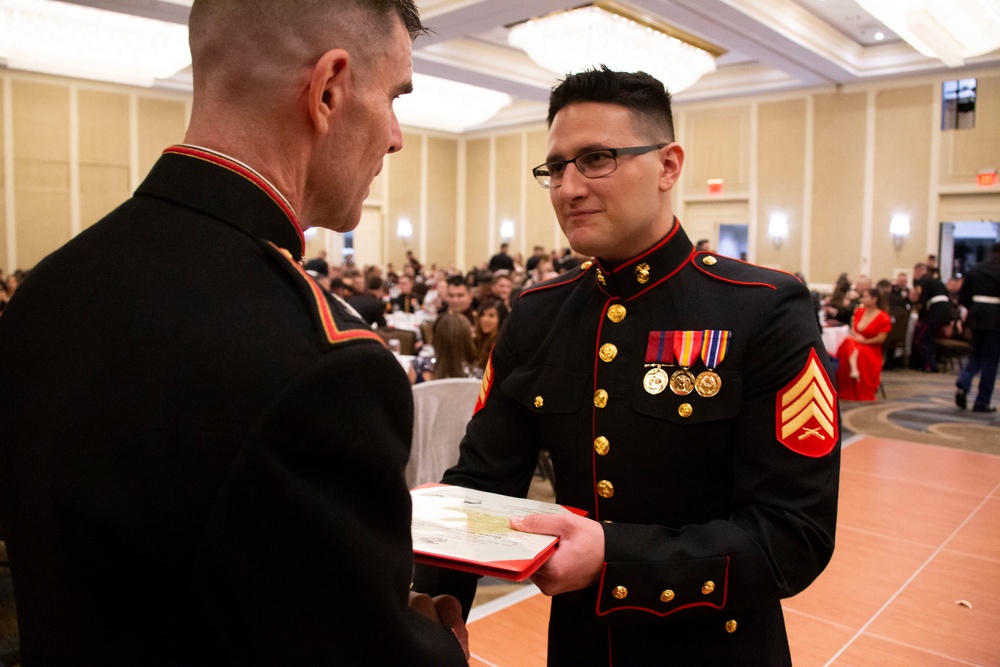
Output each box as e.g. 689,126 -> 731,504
942,78 -> 976,130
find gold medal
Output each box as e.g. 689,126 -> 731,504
669,369 -> 696,396
643,367 -> 669,394
695,371 -> 722,397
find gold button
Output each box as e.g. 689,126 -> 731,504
607,304 -> 626,323
596,270 -> 607,286
599,343 -> 618,362
702,256 -> 717,266
702,581 -> 716,595
634,262 -> 651,284
660,590 -> 675,603
597,480 -> 614,498
594,436 -> 610,456
612,586 -> 628,600
726,620 -> 738,634
534,395 -> 544,408
580,260 -> 593,270
678,403 -> 693,418
594,389 -> 609,408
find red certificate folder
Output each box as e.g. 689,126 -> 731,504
411,484 -> 586,582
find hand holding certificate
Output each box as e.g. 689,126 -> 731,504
411,484 -> 586,581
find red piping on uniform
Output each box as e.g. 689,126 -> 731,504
598,599 -> 725,617
268,242 -> 383,347
165,146 -> 306,257
692,251 -> 797,289
594,556 -> 730,618
625,248 -> 695,302
692,256 -> 778,290
609,219 -> 680,274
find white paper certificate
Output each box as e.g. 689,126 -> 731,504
411,485 -> 572,568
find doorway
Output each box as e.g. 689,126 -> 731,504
718,224 -> 749,261
939,221 -> 999,280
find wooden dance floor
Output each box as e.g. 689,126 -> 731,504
466,434 -> 1000,666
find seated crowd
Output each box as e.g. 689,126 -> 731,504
298,245 -> 585,385
815,255 -> 971,402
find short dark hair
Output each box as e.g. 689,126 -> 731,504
367,276 -> 384,291
547,66 -> 674,142
446,275 -> 469,291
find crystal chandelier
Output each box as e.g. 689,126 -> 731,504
854,0 -> 1000,67
508,4 -> 718,94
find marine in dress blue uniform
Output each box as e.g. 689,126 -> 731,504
415,68 -> 839,666
0,0 -> 466,662
956,243 -> 1000,412
0,147 -> 465,665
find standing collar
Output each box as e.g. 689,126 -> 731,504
591,219 -> 695,301
136,145 -> 306,260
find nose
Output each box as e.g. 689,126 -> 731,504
557,161 -> 588,199
387,111 -> 403,154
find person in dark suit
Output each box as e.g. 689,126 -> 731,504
487,242 -> 515,272
911,262 -> 952,372
347,275 -> 389,328
0,1 -> 467,664
415,68 -> 839,666
956,243 -> 1000,412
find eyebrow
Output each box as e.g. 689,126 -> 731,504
544,143 -> 611,163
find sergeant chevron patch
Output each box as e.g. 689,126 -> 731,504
474,355 -> 494,415
776,349 -> 838,457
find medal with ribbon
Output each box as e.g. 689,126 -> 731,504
643,331 -> 674,394
696,330 -> 731,397
670,330 -> 703,396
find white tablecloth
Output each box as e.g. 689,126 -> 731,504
385,311 -> 429,335
821,325 -> 849,357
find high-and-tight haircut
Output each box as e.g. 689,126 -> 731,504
547,66 -> 675,143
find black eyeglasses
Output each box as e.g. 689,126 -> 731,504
532,144 -> 668,189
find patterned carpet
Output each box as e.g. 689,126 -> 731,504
841,368 -> 1000,455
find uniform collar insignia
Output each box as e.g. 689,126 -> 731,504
593,219 -> 695,301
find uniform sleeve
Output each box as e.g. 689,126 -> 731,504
598,280 -> 840,622
412,301 -> 543,616
192,342 -> 466,665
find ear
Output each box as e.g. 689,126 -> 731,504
658,143 -> 684,192
307,48 -> 351,134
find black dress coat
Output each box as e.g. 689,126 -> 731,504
0,145 -> 465,665
417,221 -> 840,666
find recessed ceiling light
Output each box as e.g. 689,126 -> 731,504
874,31 -> 885,41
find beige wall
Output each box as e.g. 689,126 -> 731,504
3,71 -> 189,272
4,67 -> 999,288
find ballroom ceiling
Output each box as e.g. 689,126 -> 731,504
36,0 -> 1000,130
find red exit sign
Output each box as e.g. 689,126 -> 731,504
978,170 -> 998,187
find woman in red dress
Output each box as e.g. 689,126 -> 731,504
836,288 -> 893,400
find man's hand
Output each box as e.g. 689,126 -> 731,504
510,513 -> 605,596
408,592 -> 470,660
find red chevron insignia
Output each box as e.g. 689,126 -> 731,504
474,353 -> 494,415
776,348 -> 838,457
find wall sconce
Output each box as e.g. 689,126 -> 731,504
499,219 -> 515,241
890,214 -> 910,249
396,217 -> 413,241
768,215 -> 788,248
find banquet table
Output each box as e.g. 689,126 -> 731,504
821,324 -> 849,357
